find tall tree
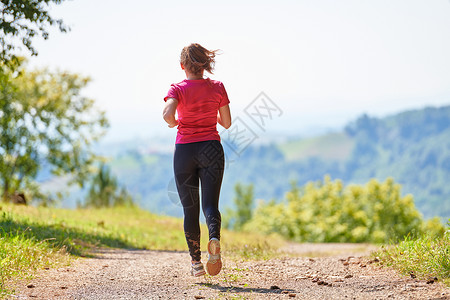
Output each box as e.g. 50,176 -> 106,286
84,163 -> 134,208
0,0 -> 68,63
0,60 -> 108,202
225,183 -> 254,231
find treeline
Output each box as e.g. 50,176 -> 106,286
225,179 -> 445,243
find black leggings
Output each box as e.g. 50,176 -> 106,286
174,140 -> 224,262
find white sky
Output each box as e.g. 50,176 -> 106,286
29,0 -> 450,141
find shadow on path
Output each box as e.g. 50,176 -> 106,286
0,212 -> 139,257
196,282 -> 296,295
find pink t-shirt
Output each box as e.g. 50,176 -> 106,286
164,78 -> 230,144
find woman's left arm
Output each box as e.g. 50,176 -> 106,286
163,98 -> 179,128
217,104 -> 231,129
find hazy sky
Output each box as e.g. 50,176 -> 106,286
29,0 -> 450,141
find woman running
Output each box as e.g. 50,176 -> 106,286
163,43 -> 231,276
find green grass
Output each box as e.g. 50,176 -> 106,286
278,132 -> 354,162
376,230 -> 450,286
0,204 -> 285,297
0,214 -> 71,297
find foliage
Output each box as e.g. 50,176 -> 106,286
0,61 -> 108,203
223,183 -> 254,230
83,163 -> 134,208
0,0 -> 68,63
377,220 -> 450,286
244,176 -> 444,243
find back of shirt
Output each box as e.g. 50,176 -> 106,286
164,78 -> 230,144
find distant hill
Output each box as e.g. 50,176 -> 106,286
276,105 -> 450,219
54,104 -> 449,220
341,105 -> 450,219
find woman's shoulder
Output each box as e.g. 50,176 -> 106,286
169,78 -> 225,89
206,78 -> 226,90
170,79 -> 188,88
207,78 -> 223,85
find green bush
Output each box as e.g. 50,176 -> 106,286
245,176 -> 443,243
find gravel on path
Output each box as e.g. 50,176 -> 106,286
9,244 -> 450,300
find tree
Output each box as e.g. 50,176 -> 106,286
0,0 -> 69,63
84,163 -> 134,208
0,60 -> 108,202
224,183 -> 254,230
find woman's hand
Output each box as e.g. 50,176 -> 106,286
168,119 -> 179,128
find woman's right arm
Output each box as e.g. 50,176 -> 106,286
217,104 -> 231,129
163,98 -> 179,128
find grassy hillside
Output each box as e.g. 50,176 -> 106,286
0,204 -> 284,297
109,153 -> 158,175
278,132 -> 354,162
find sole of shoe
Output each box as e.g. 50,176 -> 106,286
191,269 -> 206,277
206,238 -> 222,276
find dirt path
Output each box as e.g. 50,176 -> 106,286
9,244 -> 450,299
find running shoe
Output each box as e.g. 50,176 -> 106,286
190,261 -> 206,277
206,238 -> 222,276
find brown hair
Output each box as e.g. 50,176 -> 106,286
180,43 -> 219,75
